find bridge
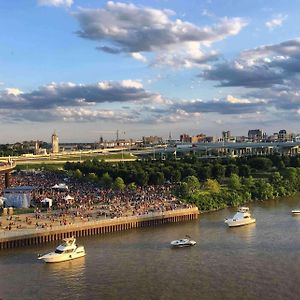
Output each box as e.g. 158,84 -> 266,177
131,141 -> 300,158
0,161 -> 16,188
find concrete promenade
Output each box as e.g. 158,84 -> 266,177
0,207 -> 199,249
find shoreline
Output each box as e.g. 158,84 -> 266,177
0,207 -> 199,249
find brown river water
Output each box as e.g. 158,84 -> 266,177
1,196 -> 300,300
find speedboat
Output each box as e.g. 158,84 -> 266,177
38,237 -> 85,263
170,236 -> 196,247
291,209 -> 300,215
224,207 -> 256,227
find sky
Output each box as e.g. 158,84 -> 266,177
1,0 -> 300,143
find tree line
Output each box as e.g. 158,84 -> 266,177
64,154 -> 300,211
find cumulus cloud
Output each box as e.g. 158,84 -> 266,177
0,81 -> 170,122
170,97 -> 266,115
203,61 -> 284,87
203,38 -> 300,88
0,80 -> 165,110
73,1 -> 246,68
38,0 -> 73,7
246,88 -> 300,112
265,14 -> 287,30
5,88 -> 23,96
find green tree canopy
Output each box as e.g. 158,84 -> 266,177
183,175 -> 200,194
204,179 -> 221,193
114,177 -> 126,190
228,174 -> 241,191
101,172 -> 113,188
74,169 -> 82,178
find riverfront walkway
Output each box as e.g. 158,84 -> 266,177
0,207 -> 199,249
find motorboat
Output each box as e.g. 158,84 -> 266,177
38,237 -> 85,263
224,207 -> 256,227
170,236 -> 196,247
291,209 -> 300,215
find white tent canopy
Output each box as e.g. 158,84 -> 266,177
64,195 -> 74,201
52,183 -> 68,190
41,197 -> 53,207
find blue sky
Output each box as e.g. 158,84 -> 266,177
1,0 -> 300,142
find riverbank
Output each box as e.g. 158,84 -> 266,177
0,207 -> 199,249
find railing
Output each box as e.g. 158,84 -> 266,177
0,162 -> 16,173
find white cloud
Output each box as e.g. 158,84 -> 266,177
226,95 -> 251,104
74,2 -> 247,69
5,88 -> 23,96
38,0 -> 73,8
130,52 -> 147,62
265,14 -> 287,30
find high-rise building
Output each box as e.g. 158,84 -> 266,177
51,131 -> 59,154
222,131 -> 231,142
180,133 -> 191,143
248,129 -> 266,142
34,141 -> 39,155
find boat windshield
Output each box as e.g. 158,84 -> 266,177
55,249 -> 64,254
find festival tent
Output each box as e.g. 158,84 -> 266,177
64,194 -> 74,204
58,183 -> 68,190
4,186 -> 33,208
41,197 -> 53,208
52,183 -> 68,190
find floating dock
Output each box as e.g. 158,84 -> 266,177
0,207 -> 199,249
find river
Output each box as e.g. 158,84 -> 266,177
1,196 -> 300,300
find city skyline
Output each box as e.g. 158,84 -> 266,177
1,1 -> 300,142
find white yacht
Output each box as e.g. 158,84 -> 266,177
170,236 -> 196,247
38,237 -> 85,263
224,207 -> 256,227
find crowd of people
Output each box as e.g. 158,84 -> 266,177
0,170 -> 193,231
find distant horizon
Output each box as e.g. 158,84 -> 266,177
2,126 -> 300,145
1,1 -> 300,143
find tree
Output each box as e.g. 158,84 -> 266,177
127,182 -> 137,191
204,179 -> 221,193
149,171 -> 165,185
88,172 -> 98,182
171,169 -> 181,183
252,179 -> 274,200
197,165 -> 211,181
136,171 -> 148,186
225,164 -> 239,177
228,174 -> 241,190
74,169 -> 82,179
114,177 -> 126,190
238,165 -> 250,177
101,172 -> 113,188
249,157 -> 273,171
181,167 -> 197,178
242,176 -> 255,192
183,176 -> 200,194
211,164 -> 225,181
177,182 -> 189,198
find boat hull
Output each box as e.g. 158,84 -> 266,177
225,218 -> 256,227
38,251 -> 86,263
292,210 -> 300,215
170,240 -> 196,247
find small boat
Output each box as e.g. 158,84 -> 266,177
38,237 -> 85,263
170,236 -> 196,247
224,207 -> 256,227
291,209 -> 300,215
